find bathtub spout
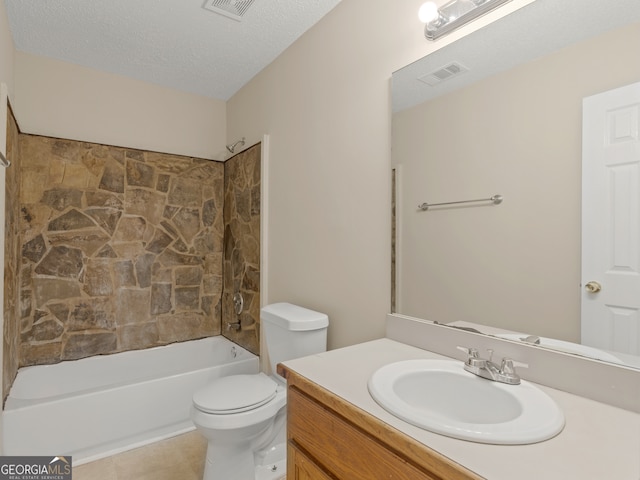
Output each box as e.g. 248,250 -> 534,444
227,321 -> 241,331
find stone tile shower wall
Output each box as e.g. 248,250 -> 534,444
222,145 -> 260,355
18,135 -> 225,366
3,107 -> 21,399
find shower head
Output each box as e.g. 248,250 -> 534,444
226,137 -> 246,154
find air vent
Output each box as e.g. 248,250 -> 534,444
203,0 -> 256,21
418,62 -> 469,86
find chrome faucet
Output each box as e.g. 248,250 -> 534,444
457,347 -> 526,385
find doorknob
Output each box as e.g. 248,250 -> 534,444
585,281 -> 602,293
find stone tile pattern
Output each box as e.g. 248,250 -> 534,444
222,145 -> 261,355
18,135 -> 226,367
3,107 -> 22,400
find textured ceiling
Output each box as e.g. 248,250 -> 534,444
5,0 -> 342,100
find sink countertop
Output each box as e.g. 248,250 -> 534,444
282,338 -> 640,480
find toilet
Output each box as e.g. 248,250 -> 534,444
191,302 -> 329,480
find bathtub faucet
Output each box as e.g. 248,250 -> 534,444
227,321 -> 241,331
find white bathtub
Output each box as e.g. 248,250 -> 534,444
3,336 -> 258,465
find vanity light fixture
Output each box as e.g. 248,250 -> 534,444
419,0 -> 512,41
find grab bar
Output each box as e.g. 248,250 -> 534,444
418,194 -> 503,211
0,151 -> 9,167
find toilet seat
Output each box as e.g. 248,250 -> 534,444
193,373 -> 278,415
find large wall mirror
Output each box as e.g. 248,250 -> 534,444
392,0 -> 640,369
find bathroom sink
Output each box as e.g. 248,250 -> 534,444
368,359 -> 564,444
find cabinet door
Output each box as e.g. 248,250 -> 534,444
288,443 -> 334,480
288,388 -> 440,480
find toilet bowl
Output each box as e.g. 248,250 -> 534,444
191,303 -> 328,480
191,373 -> 287,480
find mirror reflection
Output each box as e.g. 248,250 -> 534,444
392,0 -> 640,369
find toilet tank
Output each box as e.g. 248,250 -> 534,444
261,303 -> 328,379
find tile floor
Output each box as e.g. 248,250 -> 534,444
72,431 -> 207,480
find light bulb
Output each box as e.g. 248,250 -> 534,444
418,2 -> 439,23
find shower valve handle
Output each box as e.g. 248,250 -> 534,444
233,292 -> 244,315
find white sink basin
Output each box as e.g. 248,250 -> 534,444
368,359 -> 564,445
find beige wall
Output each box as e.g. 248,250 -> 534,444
393,22 -> 640,342
13,52 -> 227,161
0,0 -> 14,98
0,0 -> 539,360
227,0 -> 398,349
226,0 -> 533,350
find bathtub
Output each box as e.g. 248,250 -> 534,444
3,336 -> 258,465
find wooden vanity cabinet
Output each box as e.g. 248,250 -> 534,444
280,365 -> 481,480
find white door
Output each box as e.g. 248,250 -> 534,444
582,82 -> 640,355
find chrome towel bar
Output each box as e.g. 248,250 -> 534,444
418,194 -> 503,211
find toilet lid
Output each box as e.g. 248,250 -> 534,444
193,373 -> 278,414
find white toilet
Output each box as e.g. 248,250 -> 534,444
191,302 -> 329,480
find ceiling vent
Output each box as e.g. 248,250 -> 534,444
418,62 -> 469,86
203,0 -> 256,21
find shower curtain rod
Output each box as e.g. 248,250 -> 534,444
418,194 -> 503,211
0,151 -> 9,167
